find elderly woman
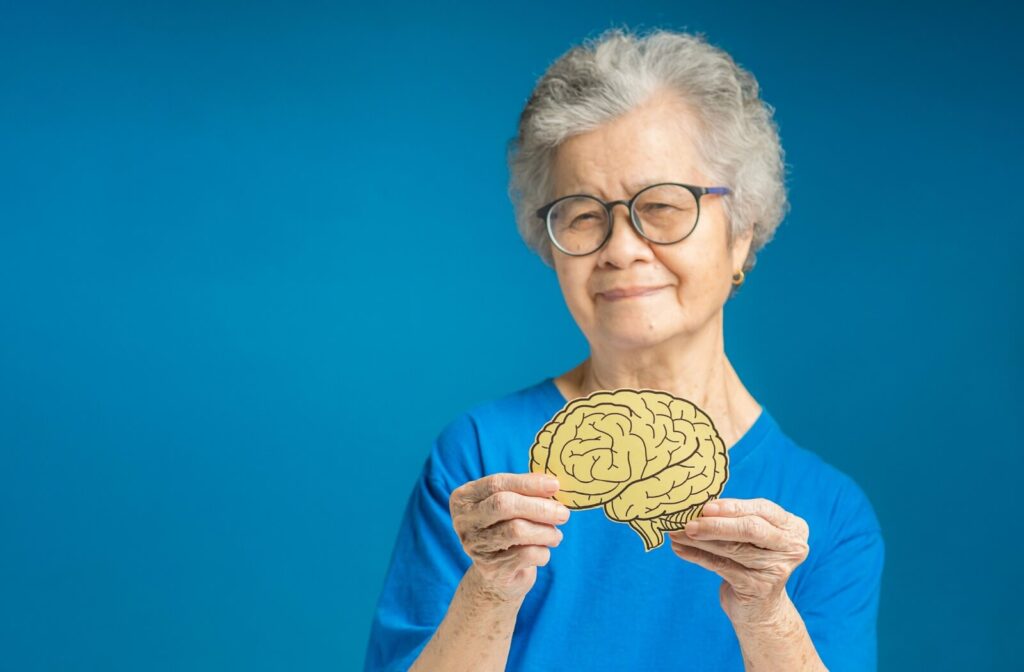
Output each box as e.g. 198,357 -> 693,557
364,27 -> 883,672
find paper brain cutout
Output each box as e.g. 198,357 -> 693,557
529,388 -> 729,552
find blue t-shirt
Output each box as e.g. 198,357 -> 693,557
364,377 -> 884,671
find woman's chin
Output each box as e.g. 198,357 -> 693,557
595,323 -> 678,350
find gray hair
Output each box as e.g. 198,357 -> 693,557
506,27 -> 790,298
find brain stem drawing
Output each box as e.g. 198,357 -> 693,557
529,388 -> 729,552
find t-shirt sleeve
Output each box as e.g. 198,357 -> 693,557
794,475 -> 885,672
362,415 -> 478,672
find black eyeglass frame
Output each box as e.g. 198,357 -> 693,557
535,182 -> 732,257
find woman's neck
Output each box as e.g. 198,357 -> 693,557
554,326 -> 762,450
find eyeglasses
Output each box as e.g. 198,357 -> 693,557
535,182 -> 732,256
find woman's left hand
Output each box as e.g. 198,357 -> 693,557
668,497 -> 810,626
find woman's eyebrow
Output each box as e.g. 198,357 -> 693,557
623,178 -> 669,193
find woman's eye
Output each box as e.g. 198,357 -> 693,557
571,214 -> 601,228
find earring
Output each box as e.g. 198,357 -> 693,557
731,270 -> 745,286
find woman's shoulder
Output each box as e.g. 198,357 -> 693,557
426,377 -> 557,488
765,424 -> 887,615
435,377 -> 554,439
767,421 -> 883,541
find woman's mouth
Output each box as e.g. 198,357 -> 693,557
597,285 -> 668,301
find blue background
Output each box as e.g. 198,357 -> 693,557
2,1 -> 1021,669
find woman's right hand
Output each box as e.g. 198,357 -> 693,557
449,473 -> 571,603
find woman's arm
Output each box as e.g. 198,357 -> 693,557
731,591 -> 826,671
409,564 -> 526,672
409,473 -> 568,672
669,497 -> 826,671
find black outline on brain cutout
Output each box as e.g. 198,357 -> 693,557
529,388 -> 729,551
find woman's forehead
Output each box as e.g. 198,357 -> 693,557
550,99 -> 708,194
551,147 -> 709,196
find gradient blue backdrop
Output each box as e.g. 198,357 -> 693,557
2,1 -> 1021,670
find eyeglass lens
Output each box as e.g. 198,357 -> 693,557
547,184 -> 699,255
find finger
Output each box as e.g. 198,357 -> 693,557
683,515 -> 788,550
668,533 -> 777,570
671,539 -> 749,584
473,490 -> 571,529
702,497 -> 791,528
458,473 -> 560,504
470,518 -> 564,554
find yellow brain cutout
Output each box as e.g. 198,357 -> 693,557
529,388 -> 729,552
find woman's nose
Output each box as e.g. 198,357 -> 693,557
598,203 -> 652,262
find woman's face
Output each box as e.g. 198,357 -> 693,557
549,89 -> 753,351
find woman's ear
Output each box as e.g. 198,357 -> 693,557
729,223 -> 755,270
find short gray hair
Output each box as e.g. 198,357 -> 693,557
506,27 -> 790,297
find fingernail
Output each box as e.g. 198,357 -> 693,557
545,477 -> 560,490
685,521 -> 701,536
557,506 -> 570,522
702,501 -> 719,514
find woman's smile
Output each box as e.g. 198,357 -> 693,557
597,285 -> 669,301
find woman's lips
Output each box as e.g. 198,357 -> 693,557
597,285 -> 668,301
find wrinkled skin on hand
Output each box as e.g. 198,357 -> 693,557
450,472 -> 572,603
668,497 -> 811,626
